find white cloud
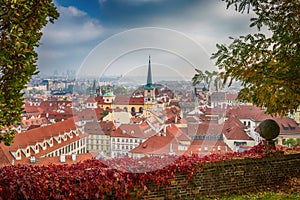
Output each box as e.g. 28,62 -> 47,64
37,5 -> 104,73
59,6 -> 87,17
41,5 -> 103,45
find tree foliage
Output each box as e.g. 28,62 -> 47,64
192,69 -> 223,92
0,0 -> 59,145
114,86 -> 128,95
210,0 -> 300,116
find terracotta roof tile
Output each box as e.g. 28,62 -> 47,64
185,140 -> 232,156
9,118 -> 77,150
188,123 -> 223,135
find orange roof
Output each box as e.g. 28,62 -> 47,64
222,116 -> 247,132
224,126 -> 253,140
111,123 -> 156,139
84,120 -> 115,136
2,153 -> 93,166
9,118 -> 77,150
73,108 -> 104,121
130,124 -> 191,155
188,123 -> 223,135
225,93 -> 238,100
185,140 -> 232,156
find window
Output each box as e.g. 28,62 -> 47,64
234,141 -> 247,147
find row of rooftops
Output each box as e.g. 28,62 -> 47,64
1,95 -> 299,166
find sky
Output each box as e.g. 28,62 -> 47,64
37,0 -> 259,82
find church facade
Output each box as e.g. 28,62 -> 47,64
96,56 -> 156,117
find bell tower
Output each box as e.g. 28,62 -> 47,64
144,56 -> 155,105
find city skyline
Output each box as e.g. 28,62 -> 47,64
37,0 -> 264,81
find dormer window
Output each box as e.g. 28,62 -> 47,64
15,150 -> 21,160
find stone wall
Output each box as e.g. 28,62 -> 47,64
143,153 -> 300,199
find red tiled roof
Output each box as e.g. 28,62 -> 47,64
185,140 -> 231,156
73,108 -> 104,121
224,126 -> 253,140
0,147 -> 11,167
99,121 -> 116,135
84,120 -> 115,136
273,117 -> 300,135
9,118 -> 77,150
222,116 -> 247,132
84,97 -> 97,103
225,93 -> 238,100
111,123 -> 156,139
225,105 -> 266,120
111,95 -> 142,105
34,132 -> 88,157
2,153 -> 94,166
188,123 -> 223,135
22,117 -> 49,128
130,135 -> 174,154
225,106 -> 300,135
130,132 -> 186,156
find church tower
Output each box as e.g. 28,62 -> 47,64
144,56 -> 156,105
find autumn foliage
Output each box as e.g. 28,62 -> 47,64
2,143 -> 295,199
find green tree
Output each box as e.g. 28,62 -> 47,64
283,138 -> 297,148
192,69 -> 222,91
209,0 -> 299,116
114,86 -> 128,95
0,0 -> 59,145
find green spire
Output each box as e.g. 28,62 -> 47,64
144,56 -> 154,89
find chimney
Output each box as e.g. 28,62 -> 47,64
71,153 -> 77,162
30,156 -> 36,164
163,125 -> 167,136
60,154 -> 66,163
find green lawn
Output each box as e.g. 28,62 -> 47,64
197,192 -> 300,200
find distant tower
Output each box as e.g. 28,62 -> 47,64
90,80 -> 97,97
144,56 -> 155,105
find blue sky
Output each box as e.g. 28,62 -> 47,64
37,0 -> 259,81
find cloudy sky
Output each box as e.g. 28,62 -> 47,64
37,0 -> 259,82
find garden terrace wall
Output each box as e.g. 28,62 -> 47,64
143,153 -> 300,199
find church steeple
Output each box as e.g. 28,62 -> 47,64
145,56 -> 154,89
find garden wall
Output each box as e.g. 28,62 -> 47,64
143,153 -> 300,199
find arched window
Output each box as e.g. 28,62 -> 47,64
139,107 -> 143,113
131,107 -> 135,113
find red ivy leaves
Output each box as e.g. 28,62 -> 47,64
0,143 -> 297,199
